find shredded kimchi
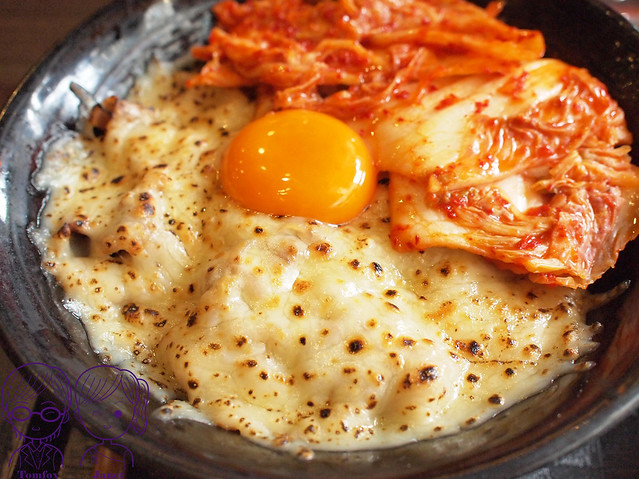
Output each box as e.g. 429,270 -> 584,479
188,0 -> 545,121
189,0 -> 639,288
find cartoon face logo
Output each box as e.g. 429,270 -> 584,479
1,362 -> 72,441
8,399 -> 66,440
75,364 -> 149,442
1,363 -> 73,471
2,362 -> 150,470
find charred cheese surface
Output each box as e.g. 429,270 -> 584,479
33,64 -> 599,453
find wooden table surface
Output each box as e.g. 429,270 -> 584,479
0,0 -> 113,105
1,1 -> 639,478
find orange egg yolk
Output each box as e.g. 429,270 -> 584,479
221,109 -> 376,224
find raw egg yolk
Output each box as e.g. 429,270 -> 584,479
221,109 -> 376,224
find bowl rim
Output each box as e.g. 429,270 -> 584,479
1,1 -> 639,478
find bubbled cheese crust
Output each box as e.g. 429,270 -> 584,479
33,63 -> 599,453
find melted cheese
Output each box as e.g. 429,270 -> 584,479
33,63 -> 599,455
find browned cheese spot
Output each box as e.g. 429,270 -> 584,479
122,303 -> 141,324
293,279 -> 311,293
466,373 -> 480,383
348,339 -> 365,354
313,242 -> 332,256
319,408 -> 332,418
439,263 -> 451,276
370,262 -> 383,277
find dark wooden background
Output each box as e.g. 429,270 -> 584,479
1,1 -> 639,478
0,0 -> 112,104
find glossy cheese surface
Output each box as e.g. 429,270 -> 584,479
33,63 -> 598,454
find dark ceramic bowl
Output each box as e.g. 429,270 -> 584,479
1,1 -> 639,477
